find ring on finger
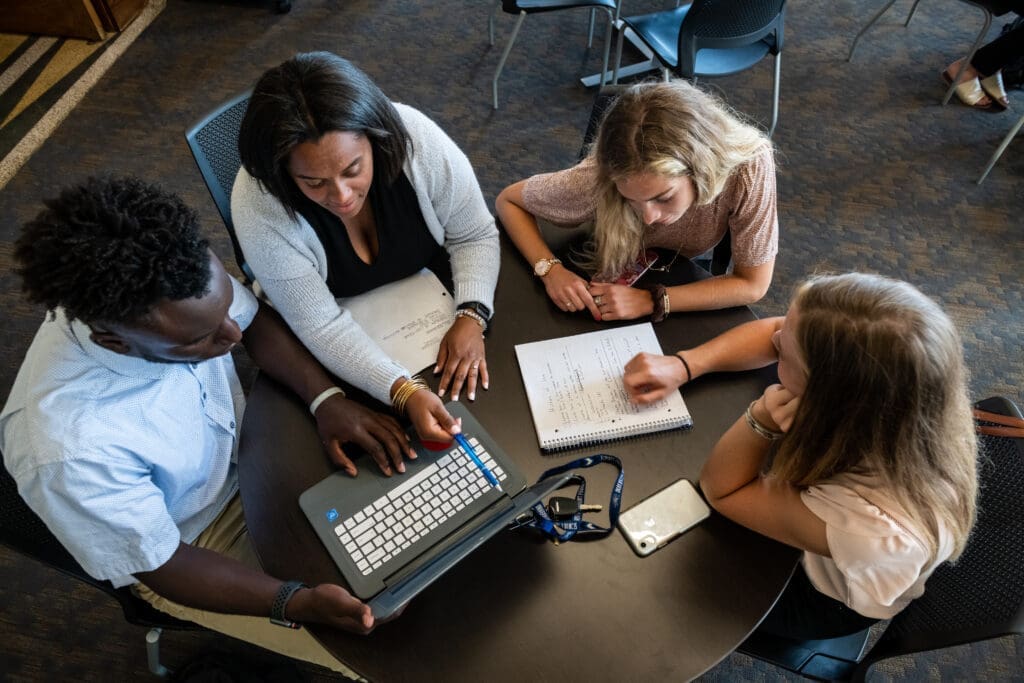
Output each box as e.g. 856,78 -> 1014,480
594,295 -> 603,306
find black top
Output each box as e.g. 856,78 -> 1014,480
296,172 -> 451,297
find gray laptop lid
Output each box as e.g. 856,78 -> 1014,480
299,401 -> 565,618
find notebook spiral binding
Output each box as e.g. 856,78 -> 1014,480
542,415 -> 692,452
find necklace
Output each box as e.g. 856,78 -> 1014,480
647,242 -> 686,273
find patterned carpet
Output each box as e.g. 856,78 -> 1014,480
0,0 -> 1021,679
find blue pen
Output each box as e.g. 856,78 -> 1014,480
453,432 -> 502,491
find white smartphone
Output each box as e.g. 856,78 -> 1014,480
617,478 -> 711,557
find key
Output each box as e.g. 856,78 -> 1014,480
547,496 -> 603,519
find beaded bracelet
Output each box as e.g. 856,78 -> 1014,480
455,308 -> 488,331
392,376 -> 430,415
641,284 -> 670,323
744,400 -> 783,441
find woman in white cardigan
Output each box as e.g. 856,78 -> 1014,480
232,52 -> 499,467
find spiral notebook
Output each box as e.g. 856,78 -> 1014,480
514,323 -> 692,451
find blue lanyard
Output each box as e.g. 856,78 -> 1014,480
510,454 -> 624,543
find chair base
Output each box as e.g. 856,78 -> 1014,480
847,0 -> 993,108
978,112 -> 1024,184
147,627 -> 172,677
490,3 -> 614,109
738,627 -> 872,681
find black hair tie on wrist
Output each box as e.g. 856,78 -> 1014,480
674,353 -> 692,382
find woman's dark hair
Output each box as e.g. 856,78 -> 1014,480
14,176 -> 211,325
238,51 -> 411,220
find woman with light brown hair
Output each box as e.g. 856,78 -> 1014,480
623,273 -> 978,637
496,79 -> 777,322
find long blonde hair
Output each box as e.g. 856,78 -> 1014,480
771,273 -> 978,561
586,80 -> 770,279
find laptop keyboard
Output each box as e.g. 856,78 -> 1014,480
333,437 -> 509,576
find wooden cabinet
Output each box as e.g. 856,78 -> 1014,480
0,0 -> 148,41
94,0 -> 149,32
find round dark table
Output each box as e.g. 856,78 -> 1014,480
239,234 -> 797,681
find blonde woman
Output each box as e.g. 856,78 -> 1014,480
623,273 -> 978,637
496,80 -> 777,322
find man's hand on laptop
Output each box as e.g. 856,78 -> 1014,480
288,583 -> 377,633
315,398 -> 416,477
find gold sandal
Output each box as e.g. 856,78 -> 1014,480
980,72 -> 1009,110
942,68 -> 994,110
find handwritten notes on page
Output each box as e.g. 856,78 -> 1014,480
514,323 -> 691,451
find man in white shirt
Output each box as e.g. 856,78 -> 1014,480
0,176 -> 417,675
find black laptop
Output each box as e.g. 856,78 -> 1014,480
299,401 -> 569,619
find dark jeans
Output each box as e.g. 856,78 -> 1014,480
754,564 -> 880,641
972,22 -> 1024,77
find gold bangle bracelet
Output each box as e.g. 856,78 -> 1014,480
393,384 -> 414,415
392,381 -> 415,414
392,376 -> 429,415
391,380 -> 411,414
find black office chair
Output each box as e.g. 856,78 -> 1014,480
184,90 -> 254,283
489,0 -> 618,109
611,0 -> 786,137
0,458 -> 200,677
578,84 -> 732,275
847,0 -> 1017,106
738,395 -> 1024,681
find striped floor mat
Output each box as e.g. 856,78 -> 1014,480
0,0 -> 164,189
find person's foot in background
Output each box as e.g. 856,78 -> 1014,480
943,57 -> 995,110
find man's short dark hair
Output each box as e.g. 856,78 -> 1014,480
238,51 -> 411,221
15,176 -> 212,325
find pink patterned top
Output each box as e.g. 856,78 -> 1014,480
521,148 -> 779,268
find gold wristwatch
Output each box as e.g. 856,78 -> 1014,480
533,257 -> 561,277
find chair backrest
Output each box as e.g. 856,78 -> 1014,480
578,84 -> 732,275
184,90 -> 253,282
1,457 -> 78,572
0,456 -> 195,630
677,0 -> 786,77
963,0 -> 1019,17
852,396 -> 1024,679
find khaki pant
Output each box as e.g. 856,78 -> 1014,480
135,495 -> 363,680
